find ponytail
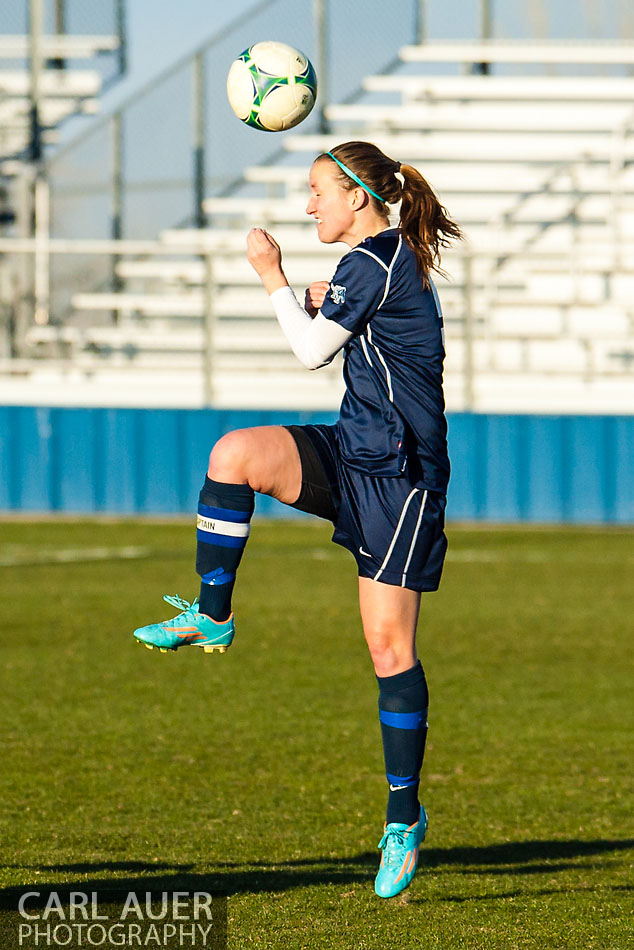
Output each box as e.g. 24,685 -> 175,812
319,141 -> 462,286
398,163 -> 462,286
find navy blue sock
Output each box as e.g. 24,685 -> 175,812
377,661 -> 429,826
196,476 -> 254,621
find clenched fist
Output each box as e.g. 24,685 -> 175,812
304,281 -> 330,318
246,228 -> 288,295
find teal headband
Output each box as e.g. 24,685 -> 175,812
326,151 -> 386,203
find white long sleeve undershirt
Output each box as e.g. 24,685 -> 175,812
269,285 -> 353,370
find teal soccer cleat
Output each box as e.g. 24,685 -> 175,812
133,595 -> 234,654
374,804 -> 428,899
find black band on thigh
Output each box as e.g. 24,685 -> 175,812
284,425 -> 339,523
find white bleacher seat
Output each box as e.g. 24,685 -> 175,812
0,69 -> 102,98
203,192 -> 615,228
115,260 -> 206,284
202,196 -> 313,223
25,325 -> 81,348
445,339 -> 526,375
244,161 -> 634,197
398,40 -> 634,66
0,97 -> 100,125
525,339 -> 589,373
361,74 -> 634,102
567,307 -> 632,338
82,321 -> 292,353
72,287 -> 324,320
516,244 -> 634,272
524,273 -> 608,304
0,359 -> 347,411
610,274 -> 634,299
324,101 -> 634,133
244,166 -> 309,187
72,292 -> 206,318
489,305 -> 565,337
114,254 -> 345,292
472,375 -> 634,414
0,127 -> 59,152
590,339 -> 634,372
0,35 -> 120,58
160,226 -> 329,253
286,131 -> 634,164
212,255 -> 341,285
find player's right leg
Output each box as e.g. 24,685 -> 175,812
358,578 -> 429,899
132,425 -> 301,654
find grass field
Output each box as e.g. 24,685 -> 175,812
0,518 -> 632,949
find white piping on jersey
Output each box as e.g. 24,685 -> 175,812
352,247 -> 389,272
376,235 -> 402,311
373,487 -> 421,583
429,277 -> 445,350
401,490 -> 428,587
351,236 -> 401,312
360,334 -> 373,367
367,324 -> 394,402
357,236 -> 402,402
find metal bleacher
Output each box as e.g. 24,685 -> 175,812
10,39 -> 634,411
0,32 -> 121,174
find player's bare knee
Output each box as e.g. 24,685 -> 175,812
208,430 -> 251,481
365,625 -> 416,677
371,651 -> 403,678
366,637 -> 399,677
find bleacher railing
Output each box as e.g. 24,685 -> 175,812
1,234 -> 633,412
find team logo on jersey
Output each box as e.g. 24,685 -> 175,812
330,283 -> 346,305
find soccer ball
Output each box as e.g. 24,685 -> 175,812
226,41 -> 317,132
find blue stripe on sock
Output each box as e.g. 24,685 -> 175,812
379,709 -> 426,730
386,772 -> 419,787
198,502 -> 251,523
196,530 -> 246,548
201,568 -> 236,586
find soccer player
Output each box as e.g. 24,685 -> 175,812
133,141 -> 461,898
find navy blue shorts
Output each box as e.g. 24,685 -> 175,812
285,424 -> 447,592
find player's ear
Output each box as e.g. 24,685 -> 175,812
350,187 -> 368,211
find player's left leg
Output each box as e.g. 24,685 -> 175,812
133,425 -> 302,654
359,577 -> 429,898
195,425 -> 302,624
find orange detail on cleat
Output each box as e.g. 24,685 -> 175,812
393,851 -> 413,886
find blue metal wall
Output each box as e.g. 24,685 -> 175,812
1,406 -> 633,522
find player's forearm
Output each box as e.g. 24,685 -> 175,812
269,286 -> 352,370
259,267 -> 289,296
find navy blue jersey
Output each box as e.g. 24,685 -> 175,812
320,228 -> 450,493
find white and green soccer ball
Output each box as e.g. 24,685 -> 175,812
226,41 -> 317,132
